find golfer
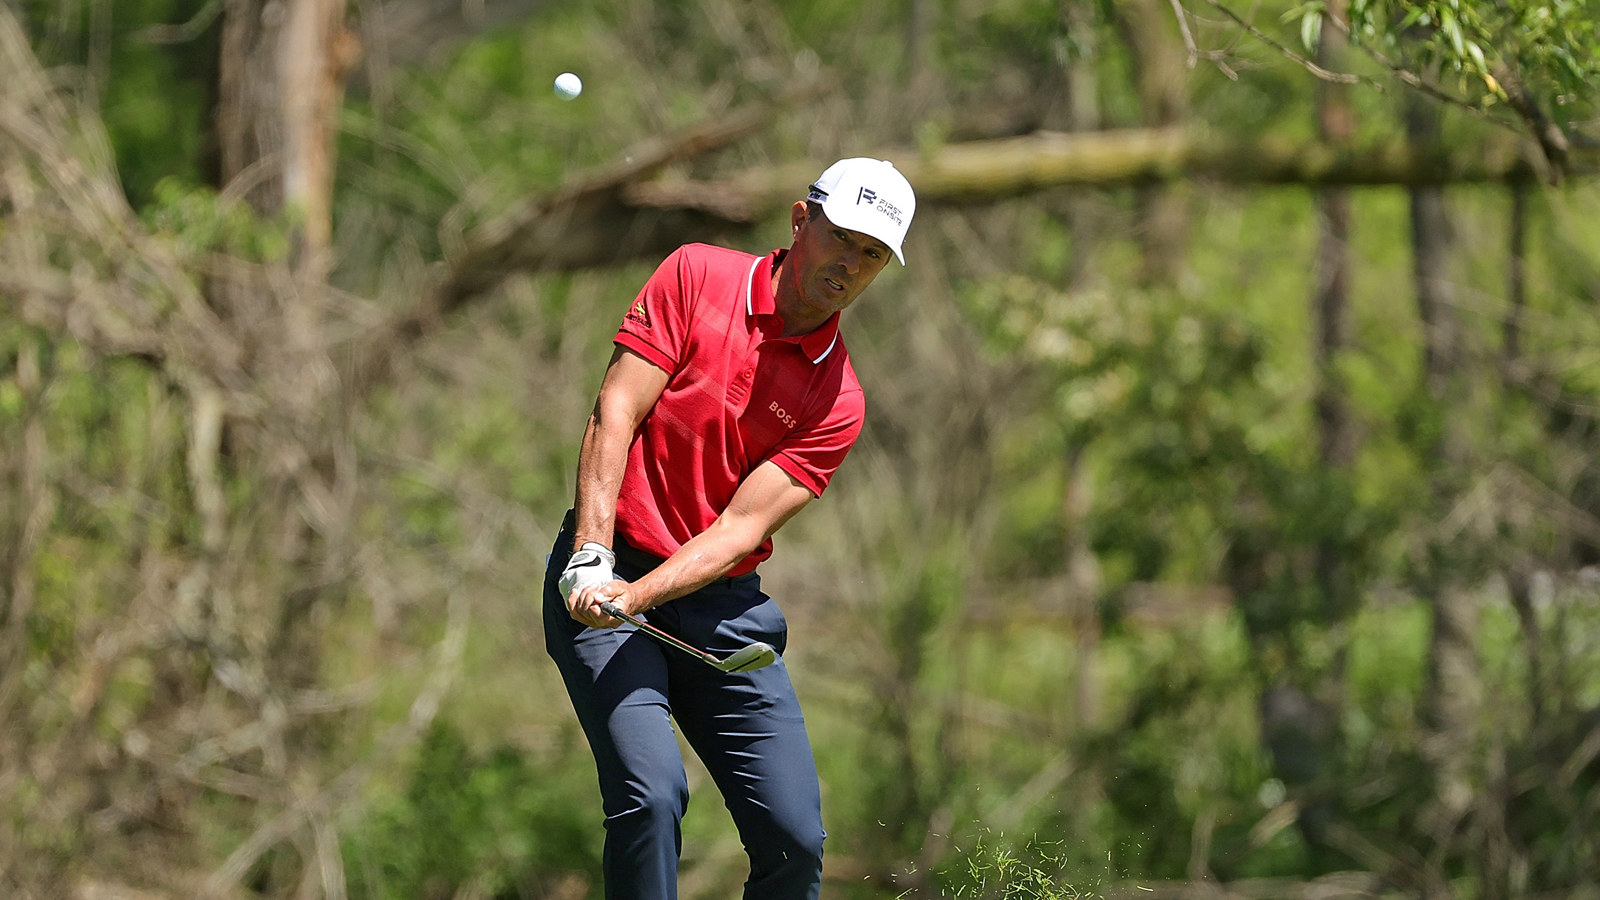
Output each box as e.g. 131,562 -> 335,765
544,158 -> 915,900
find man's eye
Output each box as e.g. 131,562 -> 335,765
834,230 -> 848,241
867,249 -> 881,259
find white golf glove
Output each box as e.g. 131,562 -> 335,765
559,541 -> 616,604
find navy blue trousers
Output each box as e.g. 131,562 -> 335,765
544,526 -> 825,900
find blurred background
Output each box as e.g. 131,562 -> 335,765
2,1 -> 1599,898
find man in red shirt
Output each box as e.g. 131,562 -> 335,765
544,158 -> 916,900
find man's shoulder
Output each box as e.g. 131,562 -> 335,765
664,244 -> 759,316
673,242 -> 759,275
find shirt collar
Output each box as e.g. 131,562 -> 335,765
746,249 -> 841,366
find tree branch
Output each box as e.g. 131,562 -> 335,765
133,0 -> 224,44
347,75 -> 830,394
1194,0 -> 1533,142
1201,0 -> 1359,84
1317,14 -> 1530,138
1491,61 -> 1570,182
1167,0 -> 1201,68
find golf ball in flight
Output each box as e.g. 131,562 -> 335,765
554,72 -> 582,100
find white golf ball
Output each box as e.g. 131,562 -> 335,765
554,72 -> 582,100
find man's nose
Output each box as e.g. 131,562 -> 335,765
839,246 -> 861,274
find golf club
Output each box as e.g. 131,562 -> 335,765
600,601 -> 777,673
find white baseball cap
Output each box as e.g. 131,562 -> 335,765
806,158 -> 916,265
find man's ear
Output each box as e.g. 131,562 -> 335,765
790,200 -> 809,236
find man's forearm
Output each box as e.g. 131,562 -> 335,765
569,349 -> 670,555
618,462 -> 813,613
629,517 -> 765,610
577,454 -> 810,625
572,411 -> 633,551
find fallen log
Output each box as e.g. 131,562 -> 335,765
370,122 -> 1596,386
626,126 -> 1593,223
435,125 -> 1594,300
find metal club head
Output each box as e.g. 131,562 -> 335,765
715,641 -> 777,674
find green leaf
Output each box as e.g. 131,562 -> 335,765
1466,40 -> 1487,71
1280,1 -> 1322,24
1302,11 -> 1324,52
1440,8 -> 1466,58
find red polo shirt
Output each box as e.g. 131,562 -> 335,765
612,243 -> 864,575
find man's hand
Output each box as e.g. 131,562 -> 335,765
569,578 -> 634,629
560,542 -> 615,611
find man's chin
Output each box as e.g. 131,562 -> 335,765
797,291 -> 841,317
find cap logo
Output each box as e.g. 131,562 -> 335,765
857,187 -> 877,206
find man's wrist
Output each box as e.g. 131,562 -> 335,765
574,541 -> 615,566
625,573 -> 664,614
571,533 -> 610,553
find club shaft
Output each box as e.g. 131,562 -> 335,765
601,602 -> 718,664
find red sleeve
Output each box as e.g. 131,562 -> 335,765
767,387 -> 865,497
615,246 -> 698,373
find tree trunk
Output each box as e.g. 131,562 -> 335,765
219,0 -> 357,279
1312,186 -> 1352,472
1058,0 -> 1100,288
1421,583 -> 1482,825
1312,0 -> 1355,474
1056,0 -> 1105,780
1116,0 -> 1188,286
1311,176 -> 1353,627
903,0 -> 939,136
1407,95 -> 1482,837
1412,182 -> 1455,399
1270,3 -> 1356,855
1311,2 -> 1356,628
907,0 -> 935,86
1406,102 -> 1457,402
1507,569 -> 1542,728
1064,444 -> 1103,730
213,0 -> 357,604
1504,184 -> 1528,365
1063,0 -> 1099,135
212,0 -> 358,585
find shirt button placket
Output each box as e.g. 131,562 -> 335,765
730,363 -> 756,414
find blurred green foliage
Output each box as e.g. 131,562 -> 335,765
1326,0 -> 1600,124
23,0 -> 218,205
344,721 -> 602,900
